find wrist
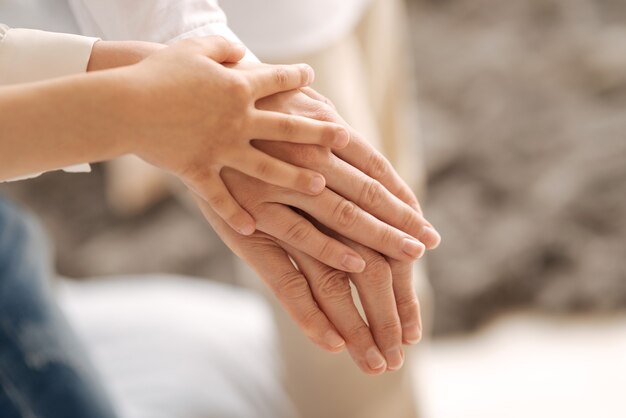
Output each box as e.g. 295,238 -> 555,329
87,40 -> 166,72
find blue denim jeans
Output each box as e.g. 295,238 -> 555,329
0,195 -> 117,418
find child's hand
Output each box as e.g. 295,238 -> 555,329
124,36 -> 350,235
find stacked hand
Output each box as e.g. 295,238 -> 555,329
196,87 -> 440,374
93,36 -> 441,374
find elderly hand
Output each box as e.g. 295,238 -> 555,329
197,198 -> 421,374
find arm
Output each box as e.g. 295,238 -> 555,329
0,66 -> 132,180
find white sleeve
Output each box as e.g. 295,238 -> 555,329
67,0 -> 259,61
0,24 -> 96,182
0,24 -> 98,86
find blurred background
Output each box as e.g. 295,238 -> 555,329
1,0 -> 625,416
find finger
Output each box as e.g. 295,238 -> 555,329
280,91 -> 422,211
287,248 -> 388,375
295,98 -> 427,213
252,203 -> 366,273
251,141 -> 440,248
299,87 -> 338,111
334,130 -> 422,212
194,199 -> 345,353
185,170 -> 256,236
325,157 -> 441,249
254,140 -> 440,248
262,250 -> 346,353
250,110 -> 350,149
178,36 -> 246,63
232,148 -> 327,196
319,228 -> 404,371
248,63 -> 315,98
388,259 -> 422,345
282,188 -> 426,261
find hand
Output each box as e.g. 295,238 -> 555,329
216,167 -> 424,273
120,37 -> 351,235
197,199 -> 421,374
254,88 -> 441,249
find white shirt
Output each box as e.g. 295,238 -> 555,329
220,0 -> 373,60
66,0 -> 372,60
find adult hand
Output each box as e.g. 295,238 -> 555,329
196,198 -> 422,375
216,167 -> 425,273
121,37 -> 351,235
254,87 -> 441,250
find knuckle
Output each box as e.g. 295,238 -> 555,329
363,254 -> 392,278
333,200 -> 359,229
274,270 -> 310,301
396,293 -> 420,314
379,225 -> 396,247
284,219 -> 312,244
273,67 -> 290,88
399,208 -> 423,233
206,191 -> 229,209
201,35 -> 229,51
316,270 -> 351,300
317,239 -> 336,262
280,115 -> 299,135
360,180 -> 385,209
309,102 -> 336,122
241,234 -> 275,254
181,37 -> 203,49
299,306 -> 324,332
367,151 -> 389,180
214,35 -> 230,49
379,318 -> 402,334
345,322 -> 370,341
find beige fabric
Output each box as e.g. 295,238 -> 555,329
238,0 -> 433,417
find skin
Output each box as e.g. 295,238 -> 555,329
0,37 -> 352,236
194,89 -> 441,373
0,37 -> 442,373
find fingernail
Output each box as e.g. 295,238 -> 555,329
421,225 -> 441,249
386,347 -> 405,371
325,330 -> 346,349
342,254 -> 366,272
402,238 -> 425,259
238,224 -> 256,236
333,128 -> 350,148
366,347 -> 387,371
404,326 -> 422,345
309,176 -> 326,194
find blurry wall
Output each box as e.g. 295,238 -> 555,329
411,0 -> 626,334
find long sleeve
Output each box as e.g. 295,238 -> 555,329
0,24 -> 97,181
0,24 -> 97,85
67,0 -> 258,61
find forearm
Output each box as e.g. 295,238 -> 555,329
0,70 -> 133,180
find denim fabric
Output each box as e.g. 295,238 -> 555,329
0,195 -> 117,418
